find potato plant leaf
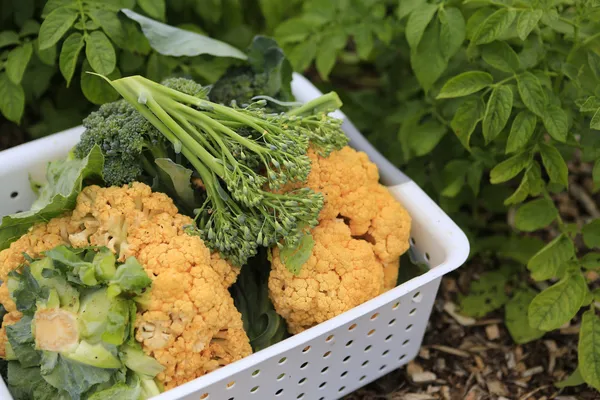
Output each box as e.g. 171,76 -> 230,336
505,287 -> 545,344
279,233 -> 314,275
527,234 -> 574,281
579,310 -> 600,390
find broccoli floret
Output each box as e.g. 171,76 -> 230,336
162,77 -> 209,98
74,100 -> 167,186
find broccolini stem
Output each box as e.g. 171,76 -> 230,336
286,92 -> 343,117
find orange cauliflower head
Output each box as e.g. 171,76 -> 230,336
0,183 -> 250,385
269,219 -> 385,334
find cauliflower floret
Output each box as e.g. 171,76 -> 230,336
0,311 -> 20,358
383,259 -> 400,292
305,147 -> 411,264
269,219 -> 384,334
0,182 -> 248,385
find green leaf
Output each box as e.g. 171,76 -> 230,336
410,120 -> 447,156
542,105 -> 568,142
583,220 -> 600,249
405,3 -> 438,50
41,0 -> 73,18
472,8 -> 516,45
0,31 -> 20,48
515,198 -> 557,232
85,31 -> 116,75
481,41 -> 520,73
505,287 -> 545,344
505,162 -> 544,205
582,252 -> 600,270
154,158 -> 196,209
315,29 -> 347,80
410,19 -> 447,91
579,96 -> 600,112
81,60 -> 121,105
556,368 -> 585,389
397,0 -> 427,19
483,85 -> 513,142
121,9 -> 247,59
35,39 -> 57,66
38,6 -> 78,50
19,20 -> 41,37
539,143 -> 569,187
0,73 -> 25,123
499,236 -> 545,265
579,310 -> 600,390
0,146 -> 104,250
459,270 -> 509,318
527,234 -> 575,281
137,0 -> 166,20
450,97 -> 485,149
589,51 -> 600,80
59,32 -> 84,86
280,233 -> 314,275
467,162 -> 484,196
439,7 -> 465,60
517,72 -> 547,117
5,42 -> 33,84
506,111 -> 537,153
437,71 -> 493,99
594,159 -> 600,185
591,108 -> 600,130
353,24 -> 374,60
490,151 -> 530,184
517,9 -> 543,41
88,9 -> 125,44
528,271 -> 586,331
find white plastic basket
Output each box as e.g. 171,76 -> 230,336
0,74 -> 469,400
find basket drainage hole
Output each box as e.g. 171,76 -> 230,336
297,393 -> 304,399
343,356 -> 351,363
339,386 -> 346,393
424,253 -> 430,261
298,378 -> 307,385
412,291 -> 423,303
410,237 -> 416,246
275,389 -> 284,396
360,375 -> 366,381
252,369 -> 260,377
403,339 -> 410,346
302,345 -> 311,353
399,354 -> 406,361
226,381 -> 235,389
277,373 -> 285,381
300,362 -> 309,369
406,324 -> 413,331
323,351 -> 331,358
348,323 -> 357,331
325,334 -> 334,342
382,350 -> 389,356
250,386 -> 259,393
370,312 -> 379,320
278,357 -> 287,365
341,371 -> 348,378
200,394 -> 209,400
392,301 -> 400,310
10,192 -> 18,199
319,382 -> 327,389
379,365 -> 387,371
389,318 -> 396,326
321,366 -> 329,374
409,308 -> 417,316
364,345 -> 372,352
362,360 -> 369,367
385,334 -> 393,341
367,329 -> 376,336
345,340 -> 353,347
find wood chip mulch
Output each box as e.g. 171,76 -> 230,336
344,276 -> 598,400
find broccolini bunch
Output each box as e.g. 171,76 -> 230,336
76,74 -> 348,267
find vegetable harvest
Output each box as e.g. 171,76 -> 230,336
0,36 -> 412,399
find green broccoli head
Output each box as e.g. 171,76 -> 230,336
161,77 -> 209,98
74,100 -> 166,187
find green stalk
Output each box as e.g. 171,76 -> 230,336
286,92 -> 343,117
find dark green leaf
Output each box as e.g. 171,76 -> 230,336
154,158 -> 195,209
542,105 -> 568,142
38,6 -> 78,50
405,3 -> 438,50
517,9 -> 543,41
459,270 -> 508,318
315,29 -> 347,80
556,368 -> 585,389
472,8 -> 516,45
451,97 -> 485,149
583,219 -> 600,249
85,31 -> 116,75
410,19 -> 447,91
353,24 -> 374,60
88,9 -> 125,44
499,236 -> 545,265
437,71 -> 493,99
527,234 -> 575,281
35,39 -> 57,66
280,233 -> 314,275
0,73 -> 25,123
591,108 -> 600,130
483,85 -> 513,142
466,7 -> 494,40
529,271 -> 586,331
6,42 -> 33,84
42,355 -> 113,399
589,51 -> 600,80
579,310 -> 600,390
137,0 -> 166,21
59,32 -> 84,86
439,7 -> 465,60
481,41 -> 520,73
441,160 -> 470,197
0,31 -> 20,48
507,111 -> 537,153
397,0 -> 427,19
410,120 -> 447,156
81,60 -> 121,104
505,287 -> 545,344
490,151 -> 530,184
121,9 -> 247,59
539,143 -> 569,187
504,161 -> 544,205
19,20 -> 40,37
467,162 -> 484,195
517,72 -> 547,117
580,96 -> 600,112
6,316 -> 40,367
515,198 -> 557,232
41,0 -> 73,18
582,252 -> 600,270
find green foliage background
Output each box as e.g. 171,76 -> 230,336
3,0 -> 600,391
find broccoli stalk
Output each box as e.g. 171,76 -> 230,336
89,74 -> 347,266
